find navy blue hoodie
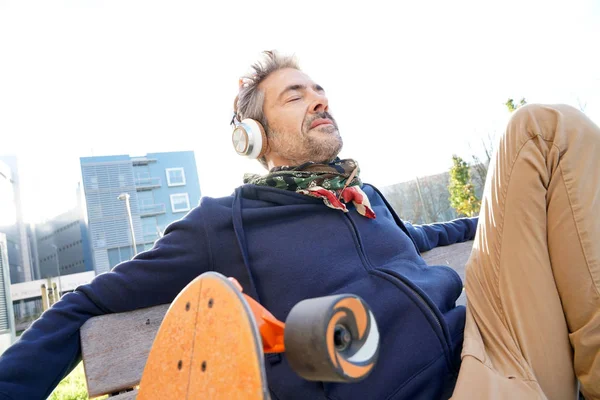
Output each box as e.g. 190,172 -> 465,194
0,184 -> 477,399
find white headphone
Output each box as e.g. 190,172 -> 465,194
231,95 -> 268,159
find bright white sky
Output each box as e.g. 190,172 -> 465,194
1,0 -> 599,223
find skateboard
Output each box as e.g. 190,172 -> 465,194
137,272 -> 380,399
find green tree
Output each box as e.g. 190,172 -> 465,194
448,155 -> 480,217
505,97 -> 527,112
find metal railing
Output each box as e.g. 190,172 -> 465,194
135,177 -> 161,190
139,203 -> 166,216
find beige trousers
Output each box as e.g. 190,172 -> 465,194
451,104 -> 600,400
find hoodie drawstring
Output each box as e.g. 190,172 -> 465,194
231,187 -> 263,303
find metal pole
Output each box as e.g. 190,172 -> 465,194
51,244 -> 62,298
119,193 -> 138,257
40,284 -> 49,311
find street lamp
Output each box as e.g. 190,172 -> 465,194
50,244 -> 62,299
117,193 -> 138,257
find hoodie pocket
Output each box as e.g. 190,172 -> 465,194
377,268 -> 455,367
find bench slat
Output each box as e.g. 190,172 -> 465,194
81,304 -> 169,397
421,240 -> 472,281
107,389 -> 138,399
421,240 -> 473,306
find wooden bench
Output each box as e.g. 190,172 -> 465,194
79,241 -> 474,399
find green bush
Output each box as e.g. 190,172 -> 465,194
448,155 -> 480,217
48,362 -> 107,400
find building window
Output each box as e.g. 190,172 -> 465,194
166,168 -> 186,187
170,193 -> 190,213
142,217 -> 158,240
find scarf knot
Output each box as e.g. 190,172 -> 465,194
243,158 -> 376,219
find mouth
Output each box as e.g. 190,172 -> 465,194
310,118 -> 334,130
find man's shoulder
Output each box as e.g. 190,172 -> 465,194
185,193 -> 236,219
361,183 -> 385,199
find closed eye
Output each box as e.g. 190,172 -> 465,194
287,97 -> 301,103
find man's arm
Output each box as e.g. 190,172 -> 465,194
0,206 -> 212,400
404,217 -> 478,253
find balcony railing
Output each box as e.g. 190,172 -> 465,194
132,157 -> 158,166
139,203 -> 166,217
142,232 -> 160,244
135,177 -> 161,191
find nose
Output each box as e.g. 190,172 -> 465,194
309,91 -> 329,114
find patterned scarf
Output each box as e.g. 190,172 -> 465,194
243,158 -> 376,219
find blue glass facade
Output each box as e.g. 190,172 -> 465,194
0,157 -> 33,285
33,205 -> 94,279
80,151 -> 201,274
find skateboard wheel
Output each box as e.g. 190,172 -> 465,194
284,294 -> 379,383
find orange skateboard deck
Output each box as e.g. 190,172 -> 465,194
137,272 -> 269,399
137,271 -> 380,399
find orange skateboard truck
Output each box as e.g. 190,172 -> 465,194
137,272 -> 380,399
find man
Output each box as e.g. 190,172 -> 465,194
0,51 -> 597,400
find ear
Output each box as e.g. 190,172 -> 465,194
261,140 -> 278,169
261,139 -> 272,159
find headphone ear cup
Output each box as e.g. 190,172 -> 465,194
232,119 -> 268,159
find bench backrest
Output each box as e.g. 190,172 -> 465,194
80,240 -> 473,398
80,304 -> 169,398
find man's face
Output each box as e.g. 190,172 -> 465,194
260,68 -> 343,166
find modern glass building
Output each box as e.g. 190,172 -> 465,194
0,156 -> 34,284
0,234 -> 16,354
0,163 -> 15,348
80,151 -> 201,274
33,203 -> 94,280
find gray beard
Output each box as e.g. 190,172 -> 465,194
267,128 -> 343,165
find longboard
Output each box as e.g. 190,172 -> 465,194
138,272 -> 269,399
138,271 -> 379,399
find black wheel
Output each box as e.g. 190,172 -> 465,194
284,294 -> 379,383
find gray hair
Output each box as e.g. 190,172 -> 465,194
235,50 -> 300,125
